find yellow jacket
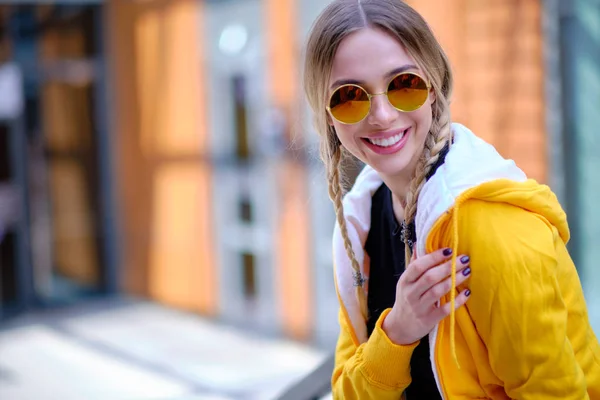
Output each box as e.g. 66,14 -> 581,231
331,124 -> 600,399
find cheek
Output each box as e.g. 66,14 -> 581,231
333,124 -> 358,146
416,105 -> 434,131
333,124 -> 366,157
409,107 -> 434,147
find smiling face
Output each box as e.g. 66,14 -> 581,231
328,27 -> 435,181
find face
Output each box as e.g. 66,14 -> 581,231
328,27 -> 435,180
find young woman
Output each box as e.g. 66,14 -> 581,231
303,0 -> 600,398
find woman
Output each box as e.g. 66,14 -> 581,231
303,0 -> 600,398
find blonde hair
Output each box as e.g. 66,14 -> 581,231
304,0 -> 454,322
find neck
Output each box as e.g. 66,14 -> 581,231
382,172 -> 411,204
381,147 -> 421,205
379,150 -> 423,222
380,169 -> 412,224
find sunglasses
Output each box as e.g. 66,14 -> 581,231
327,72 -> 431,125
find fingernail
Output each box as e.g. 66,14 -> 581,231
462,267 -> 471,276
443,248 -> 452,256
465,289 -> 471,297
460,255 -> 470,264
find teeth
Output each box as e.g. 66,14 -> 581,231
369,131 -> 405,147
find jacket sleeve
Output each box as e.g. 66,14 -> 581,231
331,307 -> 418,399
459,199 -> 589,399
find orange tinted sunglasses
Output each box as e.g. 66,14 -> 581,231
327,72 -> 431,125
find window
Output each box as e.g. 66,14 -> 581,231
238,196 -> 252,222
232,75 -> 250,160
241,252 -> 256,299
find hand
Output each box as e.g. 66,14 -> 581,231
382,248 -> 472,345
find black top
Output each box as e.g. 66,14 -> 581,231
363,142 -> 450,399
364,184 -> 442,399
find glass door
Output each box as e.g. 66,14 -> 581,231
4,4 -> 111,310
36,5 -> 104,304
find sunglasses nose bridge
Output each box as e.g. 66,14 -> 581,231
367,92 -> 388,109
367,90 -> 398,125
369,91 -> 393,110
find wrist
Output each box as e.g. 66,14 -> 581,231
382,308 -> 418,346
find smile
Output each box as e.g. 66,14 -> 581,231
362,127 -> 411,155
367,129 -> 407,147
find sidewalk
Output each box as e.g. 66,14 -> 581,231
0,298 -> 328,400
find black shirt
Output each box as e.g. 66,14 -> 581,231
364,184 -> 442,399
363,142 -> 450,399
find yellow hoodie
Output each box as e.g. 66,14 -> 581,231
331,123 -> 600,399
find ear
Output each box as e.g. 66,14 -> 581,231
428,87 -> 436,105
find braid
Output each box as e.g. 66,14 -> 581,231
403,97 -> 453,263
328,142 -> 369,322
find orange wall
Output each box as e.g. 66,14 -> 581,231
108,0 -> 313,334
106,0 -> 217,315
266,0 -> 313,340
409,0 -> 547,182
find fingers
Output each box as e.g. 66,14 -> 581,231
433,289 -> 471,321
414,255 -> 470,299
420,261 -> 471,305
403,247 -> 454,283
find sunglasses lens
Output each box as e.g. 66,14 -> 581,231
329,85 -> 370,124
387,73 -> 429,112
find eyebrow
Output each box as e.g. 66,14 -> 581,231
329,64 -> 419,90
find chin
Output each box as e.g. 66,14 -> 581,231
371,160 -> 411,177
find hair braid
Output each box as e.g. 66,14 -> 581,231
403,97 -> 453,263
328,139 -> 369,322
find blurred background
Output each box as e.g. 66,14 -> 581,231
0,0 -> 598,399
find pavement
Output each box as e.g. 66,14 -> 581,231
0,298 -> 330,400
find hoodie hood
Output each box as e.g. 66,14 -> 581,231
333,123 -> 567,345
416,124 -> 569,256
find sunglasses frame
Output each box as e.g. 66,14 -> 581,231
326,71 -> 432,125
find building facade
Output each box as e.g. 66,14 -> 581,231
1,0 -> 598,344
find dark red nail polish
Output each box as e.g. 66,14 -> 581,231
443,248 -> 452,256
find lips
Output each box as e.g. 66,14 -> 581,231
367,129 -> 407,147
362,127 -> 411,155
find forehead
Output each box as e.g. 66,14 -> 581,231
329,27 -> 419,87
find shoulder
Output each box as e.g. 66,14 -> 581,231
458,199 -> 556,246
456,199 -> 559,289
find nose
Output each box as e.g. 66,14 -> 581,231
367,93 -> 397,127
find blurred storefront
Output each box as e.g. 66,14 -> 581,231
0,0 -> 598,343
0,3 -> 118,319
